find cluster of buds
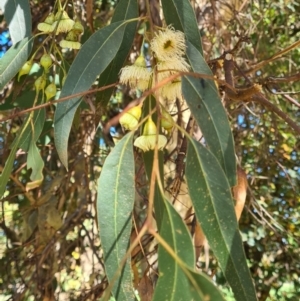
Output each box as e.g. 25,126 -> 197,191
119,27 -> 189,152
37,6 -> 83,50
18,52 -> 57,101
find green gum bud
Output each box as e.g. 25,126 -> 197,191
160,106 -> 173,131
35,76 -> 47,92
134,55 -> 146,68
40,54 -> 52,70
66,30 -> 78,41
18,61 -> 33,81
45,83 -> 57,101
143,117 -> 157,136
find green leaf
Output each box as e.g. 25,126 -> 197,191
54,21 -> 133,168
1,0 -> 32,44
182,42 -> 236,186
153,200 -> 195,301
0,36 -> 34,91
96,0 -> 138,106
153,200 -> 226,301
161,0 -> 203,55
185,138 -> 257,301
187,269 -> 226,301
26,142 -> 44,191
97,133 -> 135,301
0,115 -> 31,198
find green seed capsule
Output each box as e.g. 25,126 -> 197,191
35,76 -> 47,92
40,54 -> 52,70
18,61 -> 33,81
45,83 -> 57,101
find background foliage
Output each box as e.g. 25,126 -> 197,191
0,0 -> 300,300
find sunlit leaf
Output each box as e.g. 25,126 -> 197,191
0,36 -> 34,91
54,20 -> 133,169
97,133 -> 135,301
1,0 -> 32,44
185,138 -> 257,301
161,0 -> 203,55
153,200 -> 195,301
182,42 -> 236,186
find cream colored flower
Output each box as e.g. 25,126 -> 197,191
119,55 -> 152,91
151,26 -> 186,61
119,106 -> 142,131
54,10 -> 75,34
134,117 -> 167,152
156,59 -> 189,82
161,80 -> 182,102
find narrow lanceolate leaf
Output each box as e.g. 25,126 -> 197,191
185,138 -> 257,301
97,133 -> 135,301
153,201 -> 195,301
153,201 -> 226,301
0,36 -> 34,91
54,21 -> 133,168
161,0 -> 203,55
26,142 -> 44,191
0,116 -> 31,198
182,42 -> 236,186
96,0 -> 138,106
1,0 -> 32,44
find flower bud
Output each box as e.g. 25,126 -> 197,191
160,106 -> 174,133
18,60 -> 33,81
35,76 -> 46,93
72,20 -> 84,34
40,54 -> 52,70
134,117 -> 167,152
119,106 -> 142,131
54,10 -> 75,34
45,83 -> 57,101
143,117 -> 157,135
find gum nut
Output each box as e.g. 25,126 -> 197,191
40,54 -> 52,70
45,83 -> 57,100
35,76 -> 46,92
18,61 -> 33,81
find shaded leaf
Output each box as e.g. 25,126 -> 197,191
26,142 -> 44,191
97,133 -> 135,301
185,138 -> 257,301
161,0 -> 203,55
0,36 -> 34,91
96,0 -> 138,106
0,115 -> 31,198
1,0 -> 32,44
54,20 -> 132,168
182,42 -> 236,186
